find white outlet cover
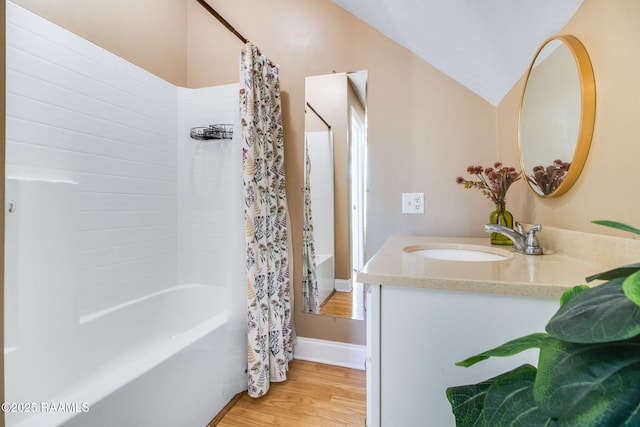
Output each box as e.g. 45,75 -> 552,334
402,192 -> 424,214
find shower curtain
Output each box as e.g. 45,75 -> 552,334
240,43 -> 293,398
302,140 -> 320,313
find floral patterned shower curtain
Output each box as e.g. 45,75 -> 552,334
302,140 -> 320,313
240,43 -> 293,398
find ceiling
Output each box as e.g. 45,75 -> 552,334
331,0 -> 584,106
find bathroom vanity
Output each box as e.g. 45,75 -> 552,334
358,233 -> 634,427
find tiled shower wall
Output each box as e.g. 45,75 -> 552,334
6,2 -> 244,329
177,85 -> 243,291
177,86 -> 247,398
306,131 -> 335,256
6,3 -> 178,315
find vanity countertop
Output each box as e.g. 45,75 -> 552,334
357,235 -> 611,299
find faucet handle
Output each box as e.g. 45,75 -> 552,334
528,224 -> 542,235
525,224 -> 543,255
515,222 -> 524,234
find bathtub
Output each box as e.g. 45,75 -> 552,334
4,178 -> 246,427
316,254 -> 335,306
5,284 -> 234,427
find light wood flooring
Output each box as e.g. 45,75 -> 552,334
319,282 -> 365,319
210,360 -> 366,427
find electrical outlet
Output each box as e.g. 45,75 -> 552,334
402,192 -> 424,214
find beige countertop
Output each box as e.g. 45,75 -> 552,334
356,235 -> 611,299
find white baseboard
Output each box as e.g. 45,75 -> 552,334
335,279 -> 352,292
293,337 -> 366,370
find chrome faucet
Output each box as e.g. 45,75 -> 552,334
484,223 -> 544,255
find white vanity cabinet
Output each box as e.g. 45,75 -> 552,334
365,284 -> 559,427
365,284 -> 381,427
359,235 -> 610,427
356,232 -> 616,427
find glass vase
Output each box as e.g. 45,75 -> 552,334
489,203 -> 514,245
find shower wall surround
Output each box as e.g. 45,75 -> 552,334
7,3 -> 178,316
177,85 -> 244,291
6,1 -> 247,404
177,86 -> 247,393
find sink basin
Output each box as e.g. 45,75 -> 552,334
403,244 -> 513,262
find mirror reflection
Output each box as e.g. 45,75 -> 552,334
302,70 -> 367,320
519,35 -> 595,197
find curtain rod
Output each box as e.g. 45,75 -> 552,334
195,0 -> 248,44
306,103 -> 332,130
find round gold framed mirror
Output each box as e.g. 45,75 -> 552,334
518,35 -> 595,197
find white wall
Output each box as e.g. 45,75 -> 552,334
177,85 -> 242,287
177,85 -> 247,398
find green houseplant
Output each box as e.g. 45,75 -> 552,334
446,220 -> 640,427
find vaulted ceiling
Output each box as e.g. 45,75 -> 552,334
331,0 -> 584,106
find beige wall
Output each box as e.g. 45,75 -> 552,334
5,0 -> 497,346
186,0 -> 497,345
11,0 -> 188,86
498,0 -> 640,238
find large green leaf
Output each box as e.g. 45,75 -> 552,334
455,333 -> 549,368
546,277 -> 640,343
559,285 -> 589,307
446,377 -> 493,427
623,270 -> 640,307
534,336 -> 640,426
482,364 -> 556,427
446,365 -> 557,427
586,263 -> 640,282
592,219 -> 640,235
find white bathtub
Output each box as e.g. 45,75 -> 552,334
4,178 -> 246,427
6,284 -> 232,427
316,254 -> 335,306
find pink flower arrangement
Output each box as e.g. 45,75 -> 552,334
528,159 -> 571,195
456,162 -> 521,206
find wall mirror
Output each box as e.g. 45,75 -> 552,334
302,70 -> 367,320
518,35 -> 595,197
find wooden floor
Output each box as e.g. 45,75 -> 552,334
211,360 -> 366,427
320,282 -> 365,319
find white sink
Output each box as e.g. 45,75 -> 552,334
403,244 -> 513,262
